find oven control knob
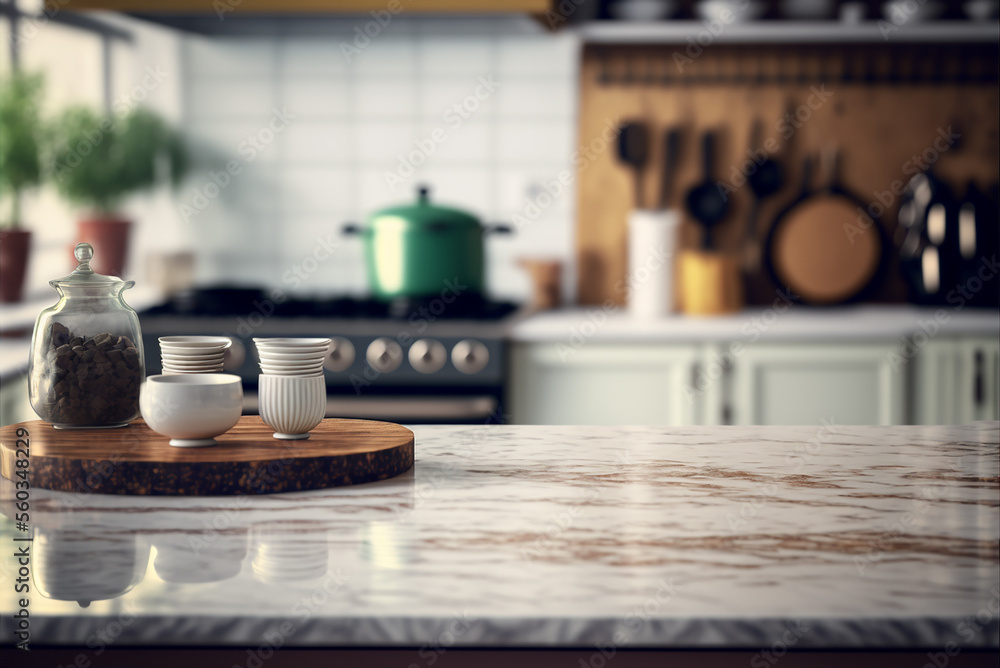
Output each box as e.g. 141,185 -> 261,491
409,338 -> 447,374
366,338 -> 403,373
324,337 -> 355,373
451,339 -> 489,374
222,338 -> 246,371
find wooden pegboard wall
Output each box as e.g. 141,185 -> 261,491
576,43 -> 1000,305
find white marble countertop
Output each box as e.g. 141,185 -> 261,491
510,305 -> 1000,343
1,423 -> 997,650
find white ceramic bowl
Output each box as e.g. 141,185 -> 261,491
159,336 -> 233,348
162,367 -> 225,376
695,0 -> 766,22
254,337 -> 331,349
259,367 -> 324,377
160,352 -> 226,363
258,360 -> 325,369
257,359 -> 326,369
162,356 -> 225,366
160,347 -> 229,357
140,374 -> 243,447
257,350 -> 327,362
258,374 -> 326,440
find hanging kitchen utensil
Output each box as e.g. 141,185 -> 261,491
658,127 -> 682,210
956,180 -> 998,307
743,119 -> 784,271
343,185 -> 511,302
685,131 -> 729,249
895,169 -> 960,305
616,121 -> 651,209
763,150 -> 886,305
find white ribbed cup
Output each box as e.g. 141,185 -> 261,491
258,374 -> 326,440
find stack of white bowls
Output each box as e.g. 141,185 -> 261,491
254,338 -> 330,440
158,336 -> 232,375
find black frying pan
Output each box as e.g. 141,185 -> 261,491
762,152 -> 888,305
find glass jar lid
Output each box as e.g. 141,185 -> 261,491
50,243 -> 130,289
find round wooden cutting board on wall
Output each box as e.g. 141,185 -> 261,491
769,196 -> 884,305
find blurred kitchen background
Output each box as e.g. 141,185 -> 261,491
0,0 -> 997,427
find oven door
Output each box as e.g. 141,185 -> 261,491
244,392 -> 499,424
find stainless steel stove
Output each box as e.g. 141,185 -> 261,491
139,287 -> 521,423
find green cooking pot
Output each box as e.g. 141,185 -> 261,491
344,186 -> 511,301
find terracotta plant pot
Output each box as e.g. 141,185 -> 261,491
76,218 -> 131,277
0,228 -> 32,303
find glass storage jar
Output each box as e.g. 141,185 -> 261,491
29,243 -> 145,428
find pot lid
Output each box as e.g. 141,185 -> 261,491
50,243 -> 129,288
369,186 -> 480,228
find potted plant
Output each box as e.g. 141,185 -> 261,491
49,106 -> 186,277
0,72 -> 44,303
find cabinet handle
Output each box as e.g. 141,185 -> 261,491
721,358 -> 733,425
974,351 -> 984,407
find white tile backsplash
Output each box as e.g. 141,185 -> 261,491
495,79 -> 576,118
283,78 -> 351,119
186,79 -> 276,119
181,21 -> 579,301
496,121 -> 575,164
280,40 -> 353,79
186,38 -> 278,79
281,121 -> 353,164
418,38 -> 494,76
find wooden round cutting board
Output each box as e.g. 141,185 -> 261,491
0,417 -> 413,496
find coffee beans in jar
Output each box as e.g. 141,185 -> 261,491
36,322 -> 142,427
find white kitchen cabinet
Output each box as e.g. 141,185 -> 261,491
723,343 -> 906,426
914,337 -> 1000,424
509,343 -> 703,425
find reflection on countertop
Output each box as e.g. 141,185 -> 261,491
0,423 -> 997,649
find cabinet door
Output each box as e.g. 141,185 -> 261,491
509,343 -> 703,425
957,337 -> 1000,423
731,344 -> 905,425
914,337 -> 1000,424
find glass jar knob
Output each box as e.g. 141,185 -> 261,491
74,243 -> 95,273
